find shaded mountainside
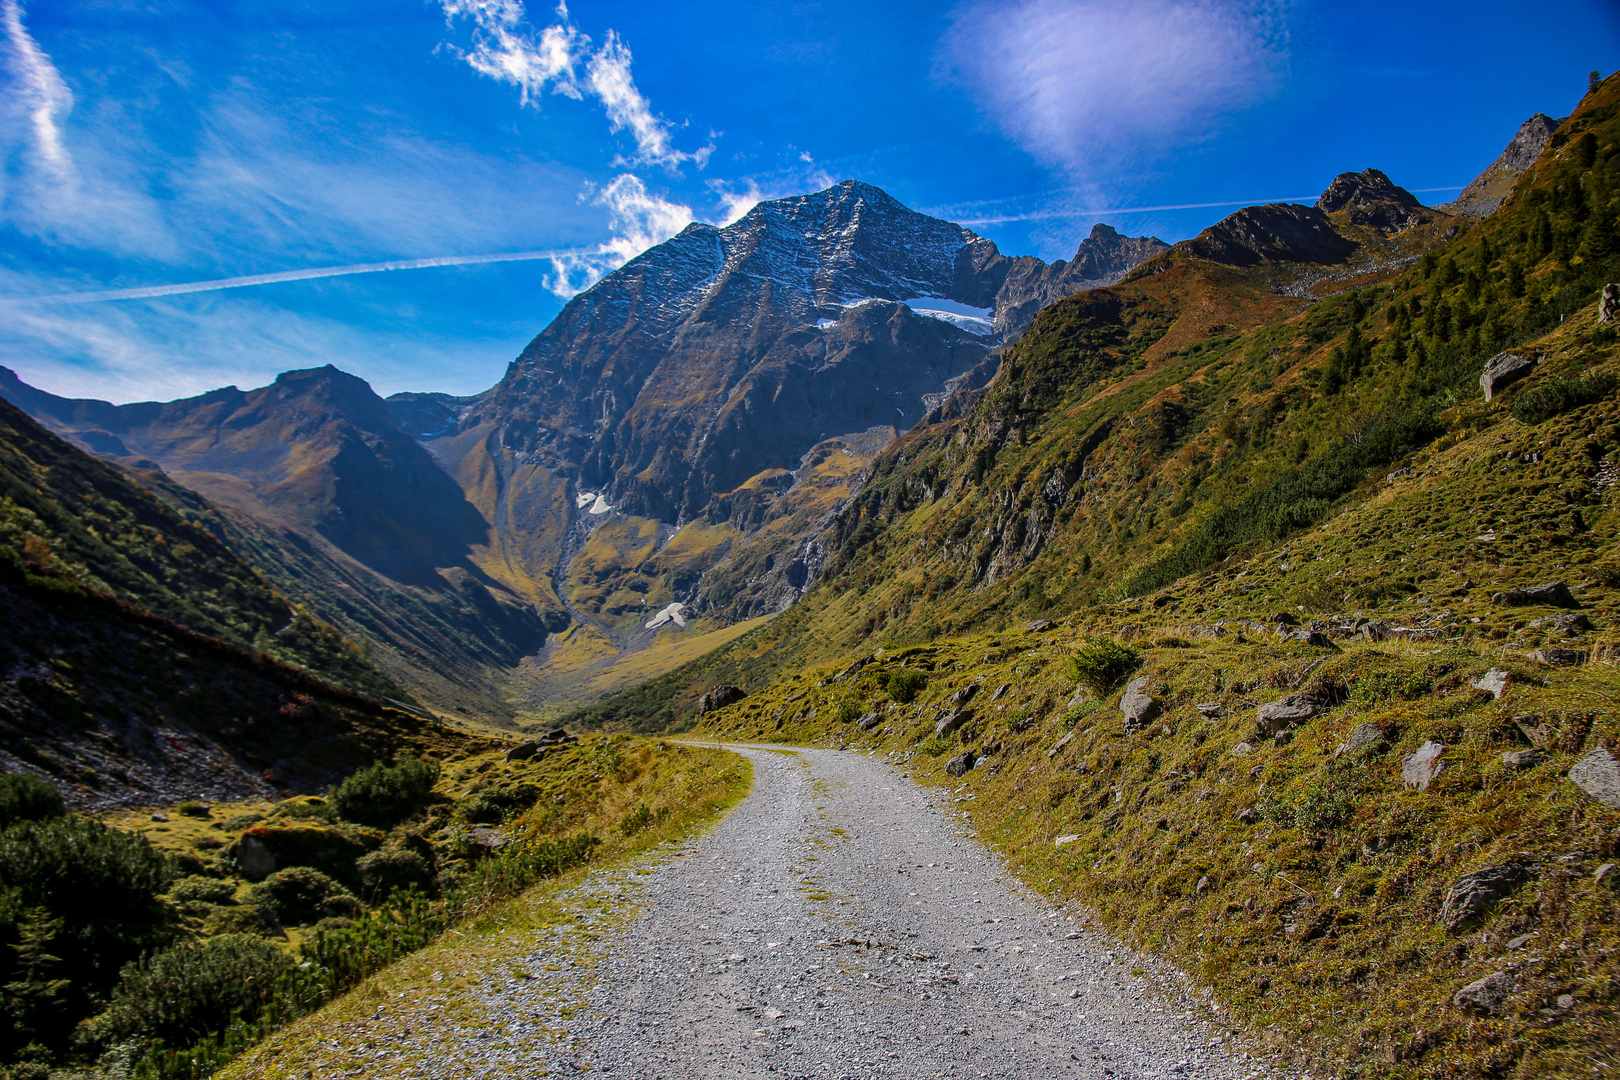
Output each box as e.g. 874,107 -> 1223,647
568,80 -> 1620,731
0,396 -> 391,696
0,366 -> 554,725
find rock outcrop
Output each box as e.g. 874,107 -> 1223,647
1441,113 -> 1565,217
1480,351 -> 1538,400
1185,204 -> 1358,267
1316,168 -> 1430,233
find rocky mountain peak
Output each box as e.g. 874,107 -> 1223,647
1441,112 -> 1568,218
1185,203 -> 1357,267
1316,168 -> 1430,233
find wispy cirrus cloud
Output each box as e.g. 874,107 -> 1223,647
943,0 -> 1290,176
440,0 -> 711,170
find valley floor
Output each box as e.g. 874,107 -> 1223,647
229,744 -> 1287,1079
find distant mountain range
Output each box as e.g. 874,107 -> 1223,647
0,107 -> 1562,722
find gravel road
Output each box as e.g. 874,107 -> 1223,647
271,745 -> 1286,1080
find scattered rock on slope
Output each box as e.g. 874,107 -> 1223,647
1440,864 -> 1533,930
1453,971 -> 1516,1016
1402,741 -> 1448,790
698,685 -> 748,715
1569,748 -> 1620,808
1492,581 -> 1578,608
1480,351 -> 1538,401
1119,676 -> 1160,732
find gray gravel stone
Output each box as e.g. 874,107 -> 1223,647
1569,748 -> 1620,808
1402,741 -> 1447,790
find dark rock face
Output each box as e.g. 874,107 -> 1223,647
697,685 -> 747,715
1492,581 -> 1578,608
1441,864 -> 1533,930
945,751 -> 976,777
1185,204 -> 1357,267
1316,168 -> 1430,233
1600,283 -> 1620,325
471,181 -> 1164,524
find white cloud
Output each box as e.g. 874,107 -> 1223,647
440,0 -> 711,170
544,174 -> 694,298
943,0 -> 1290,174
0,0 -> 73,188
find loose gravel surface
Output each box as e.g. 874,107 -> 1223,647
240,745 -> 1289,1080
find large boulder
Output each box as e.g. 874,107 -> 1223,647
1119,676 -> 1161,732
697,685 -> 747,715
1440,864 -> 1533,931
1600,282 -> 1619,325
945,752 -> 976,778
1479,351 -> 1537,401
1493,581 -> 1578,608
1569,748 -> 1620,808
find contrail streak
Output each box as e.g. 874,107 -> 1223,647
955,186 -> 1466,227
13,248 -> 597,305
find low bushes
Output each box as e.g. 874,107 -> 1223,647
0,774 -> 64,828
244,867 -> 358,924
1067,638 -> 1143,696
885,669 -> 928,704
87,934 -> 290,1048
327,757 -> 440,828
1510,372 -> 1617,424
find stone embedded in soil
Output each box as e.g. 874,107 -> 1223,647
1196,702 -> 1226,718
935,708 -> 974,737
1530,647 -> 1588,666
1025,619 -> 1055,633
1531,612 -> 1593,636
1256,693 -> 1320,735
698,685 -> 748,714
1600,282 -> 1619,324
1229,741 -> 1257,756
1236,808 -> 1260,825
1501,749 -> 1546,770
1053,834 -> 1081,848
234,836 -> 277,881
857,711 -> 884,731
506,741 -> 542,761
1492,581 -> 1578,608
1336,723 -> 1388,759
1568,748 -> 1620,808
945,752 -> 975,777
1440,864 -> 1533,931
1469,669 -> 1512,699
1119,676 -> 1161,732
1453,971 -> 1515,1015
1401,741 -> 1448,790
1479,351 -> 1537,401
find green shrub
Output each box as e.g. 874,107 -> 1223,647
617,803 -> 667,838
1260,778 -> 1364,834
456,783 -> 540,825
355,848 -> 435,900
244,867 -> 357,924
88,934 -> 290,1048
834,700 -> 864,724
1510,373 -> 1617,424
0,774 -> 65,828
167,876 -> 236,905
173,801 -> 210,819
919,736 -> 952,757
1059,699 -> 1101,730
1350,670 -> 1431,706
884,669 -> 928,704
0,816 -> 175,1001
1067,639 -> 1144,696
327,757 -> 440,828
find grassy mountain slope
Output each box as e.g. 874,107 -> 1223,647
0,397 -> 391,696
569,75 -> 1620,731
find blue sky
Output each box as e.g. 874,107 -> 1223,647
1,0 -> 1616,403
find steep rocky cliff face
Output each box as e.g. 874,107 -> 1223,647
1441,113 -> 1566,217
466,181 -> 1164,524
